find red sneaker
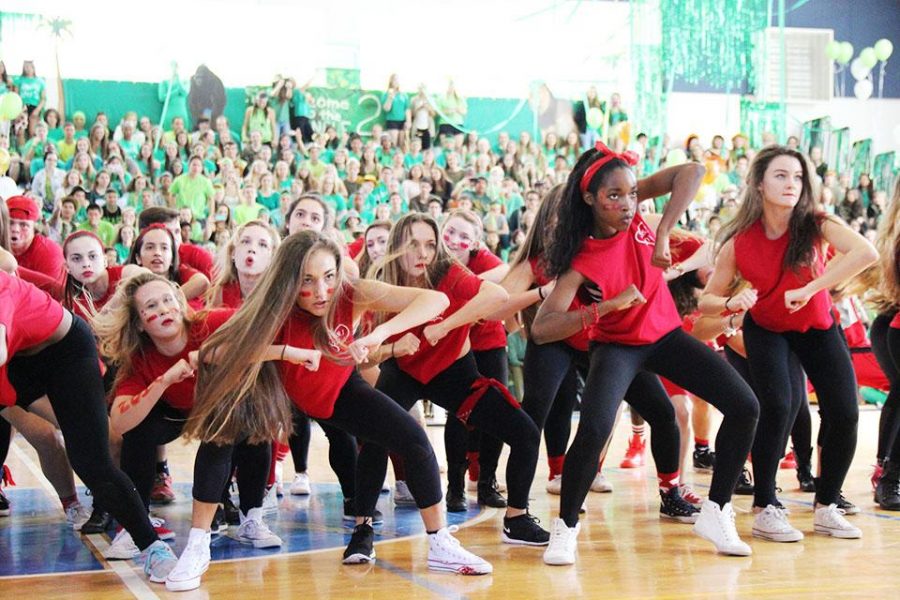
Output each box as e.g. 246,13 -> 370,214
150,516 -> 176,541
620,434 -> 645,469
779,450 -> 797,470
678,484 -> 703,508
150,473 -> 176,505
872,463 -> 884,491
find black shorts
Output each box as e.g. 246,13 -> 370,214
290,116 -> 314,143
385,119 -> 405,131
438,123 -> 463,137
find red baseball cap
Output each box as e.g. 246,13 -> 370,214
6,195 -> 40,221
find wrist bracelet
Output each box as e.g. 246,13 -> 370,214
281,345 -> 286,360
538,286 -> 545,300
724,296 -> 733,311
391,342 -> 396,358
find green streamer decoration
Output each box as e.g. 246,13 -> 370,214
739,98 -> 785,147
660,0 -> 768,90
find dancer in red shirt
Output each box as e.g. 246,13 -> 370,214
701,145 -> 876,541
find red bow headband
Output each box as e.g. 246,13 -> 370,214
579,141 -> 640,193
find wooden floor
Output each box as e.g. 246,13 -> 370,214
3,404 -> 900,599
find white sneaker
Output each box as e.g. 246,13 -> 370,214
427,525 -> 493,575
290,472 -> 311,495
143,540 -> 177,583
165,528 -> 211,592
237,507 -> 283,548
104,528 -> 140,560
543,518 -> 580,565
546,475 -> 562,495
752,505 -> 804,542
66,501 -> 92,531
393,480 -> 416,506
590,473 -> 613,493
262,485 -> 279,514
692,500 -> 752,556
814,503 -> 862,539
274,462 -> 284,497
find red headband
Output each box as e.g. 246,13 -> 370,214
63,230 -> 105,256
579,141 -> 640,193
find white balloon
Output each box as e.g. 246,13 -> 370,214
0,176 -> 19,200
850,58 -> 871,81
854,79 -> 873,100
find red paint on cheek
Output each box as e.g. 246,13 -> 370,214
326,288 -> 335,295
457,241 -> 470,250
443,233 -> 452,244
146,314 -> 159,323
299,291 -> 313,298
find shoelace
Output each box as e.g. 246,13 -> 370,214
150,516 -> 166,528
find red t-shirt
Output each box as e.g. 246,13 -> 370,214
388,263 -> 483,384
669,231 -> 705,265
734,220 -> 833,333
178,264 -> 207,311
114,309 -> 234,411
530,256 -> 589,352
70,266 -> 125,321
466,249 -> 507,352
891,312 -> 900,329
16,234 -> 65,282
179,243 -> 213,279
218,280 -> 244,309
277,290 -> 356,419
16,265 -> 64,299
0,271 -> 65,406
347,237 -> 364,259
571,214 -> 681,345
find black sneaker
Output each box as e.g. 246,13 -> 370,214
693,446 -> 716,473
734,467 -> 754,495
223,496 -> 241,526
211,506 -> 228,535
0,487 -> 9,517
797,462 -> 816,493
446,487 -> 467,512
342,523 -> 376,564
477,478 -> 507,508
836,492 -> 860,515
659,486 -> 700,523
80,507 -> 112,533
501,513 -> 550,546
343,498 -> 384,524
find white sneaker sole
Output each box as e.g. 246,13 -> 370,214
501,532 -> 550,546
427,561 -> 492,575
693,528 -> 752,556
542,552 -> 576,566
165,565 -> 208,592
660,513 -> 699,524
752,527 -> 804,542
814,524 -> 862,539
342,552 -> 376,564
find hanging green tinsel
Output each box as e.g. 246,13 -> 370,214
661,0 -> 768,90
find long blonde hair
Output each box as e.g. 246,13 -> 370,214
206,220 -> 281,306
93,272 -> 191,391
875,177 -> 900,308
373,212 -> 456,289
185,231 -> 351,444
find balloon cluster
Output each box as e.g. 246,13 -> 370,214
0,92 -> 24,121
826,38 -> 894,101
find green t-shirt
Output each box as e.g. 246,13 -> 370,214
292,89 -> 311,118
257,191 -> 280,212
403,153 -> 424,170
322,193 -> 347,214
170,173 -> 214,219
78,220 -> 117,247
301,160 -> 328,181
234,203 -> 266,225
15,76 -> 45,107
381,91 -> 408,121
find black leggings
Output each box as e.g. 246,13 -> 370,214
560,329 -> 759,526
192,438 -> 271,512
0,419 -> 10,469
121,402 -> 187,510
454,348 -> 507,481
289,407 -> 358,499
372,353 -> 540,510
742,313 -> 858,506
4,316 -> 158,549
871,311 -> 900,462
322,371 -> 442,515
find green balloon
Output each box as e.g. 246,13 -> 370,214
875,39 -> 893,62
0,93 -> 23,121
837,42 -> 854,65
825,40 -> 841,60
860,47 -> 878,69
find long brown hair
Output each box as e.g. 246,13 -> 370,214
184,231 -> 350,444
128,224 -> 182,283
0,200 -> 10,250
715,145 -> 822,272
357,220 -> 393,279
206,220 -> 280,306
374,213 -> 454,289
93,272 -> 191,392
61,230 -> 106,314
510,183 -> 564,269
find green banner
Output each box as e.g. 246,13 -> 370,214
849,139 -> 872,184
872,152 -> 897,194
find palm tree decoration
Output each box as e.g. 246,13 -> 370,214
39,16 -> 73,120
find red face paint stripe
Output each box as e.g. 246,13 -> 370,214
300,291 -> 313,298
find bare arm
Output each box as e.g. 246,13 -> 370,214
180,272 -> 210,301
478,263 -> 510,284
638,163 -> 705,268
698,239 -> 757,315
0,324 -> 7,367
110,362 -> 192,434
794,218 -> 878,299
490,260 -> 551,322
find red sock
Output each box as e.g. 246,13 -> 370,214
466,451 -> 480,482
60,494 -> 79,511
658,471 -> 680,492
273,442 -> 290,463
548,455 -> 565,480
266,445 -> 278,487
694,437 -> 709,448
